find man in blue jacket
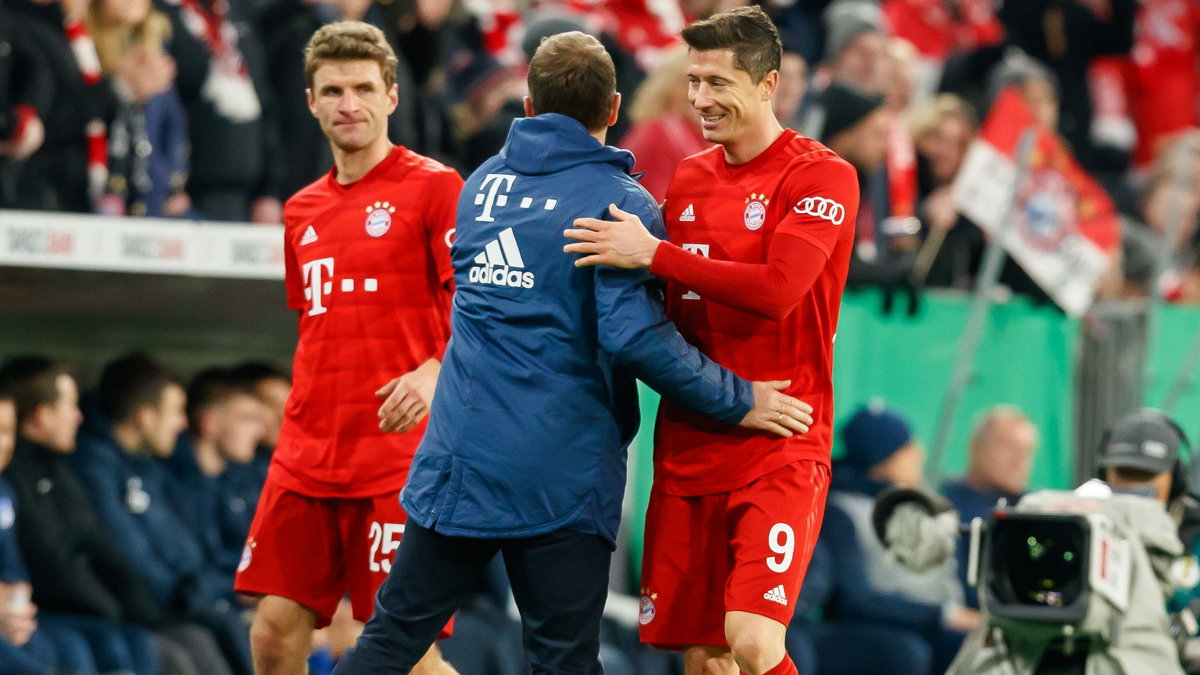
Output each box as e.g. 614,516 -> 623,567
74,353 -> 245,675
335,31 -> 814,675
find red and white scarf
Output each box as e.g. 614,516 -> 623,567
175,0 -> 260,122
65,19 -> 109,211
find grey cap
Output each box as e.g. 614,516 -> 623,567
1098,411 -> 1185,475
823,0 -> 884,61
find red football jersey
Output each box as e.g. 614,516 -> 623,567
654,130 -> 857,496
275,145 -> 463,498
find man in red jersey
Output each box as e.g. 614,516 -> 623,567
234,21 -> 461,675
564,7 -> 858,675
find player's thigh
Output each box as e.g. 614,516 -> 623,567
639,488 -> 731,649
725,460 -> 830,625
236,479 -> 345,629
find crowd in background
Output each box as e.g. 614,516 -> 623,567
0,350 -> 1046,675
2,0 -> 1200,306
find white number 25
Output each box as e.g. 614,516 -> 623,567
368,522 -> 405,574
766,523 -> 795,573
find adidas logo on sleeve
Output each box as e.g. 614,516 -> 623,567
468,227 -> 535,289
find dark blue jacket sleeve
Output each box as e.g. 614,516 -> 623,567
821,504 -> 944,630
593,185 -> 753,425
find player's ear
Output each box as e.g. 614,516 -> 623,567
760,70 -> 779,101
387,83 -> 399,114
607,92 -> 621,128
523,96 -> 535,119
306,88 -> 317,118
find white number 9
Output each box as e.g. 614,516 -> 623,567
766,523 -> 795,573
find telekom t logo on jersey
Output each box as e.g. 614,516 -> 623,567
301,257 -> 379,316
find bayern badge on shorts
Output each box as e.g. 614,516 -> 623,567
744,193 -> 768,231
238,538 -> 255,572
639,593 -> 657,625
364,201 -> 396,237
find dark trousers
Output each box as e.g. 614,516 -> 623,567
334,522 -> 612,675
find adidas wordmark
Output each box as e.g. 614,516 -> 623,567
468,227 -> 535,289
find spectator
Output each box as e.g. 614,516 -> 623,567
0,5 -> 50,207
8,0 -> 116,213
942,406 -> 1039,608
73,353 -> 244,675
907,93 -> 980,290
788,540 -> 937,675
820,0 -> 888,94
817,82 -> 921,291
998,0 -> 1136,172
0,388 -> 98,675
87,0 -> 181,217
169,368 -> 265,585
0,357 -> 164,675
823,403 -> 978,674
773,47 -> 809,130
619,45 -> 709,202
228,361 -> 290,480
1127,0 -> 1200,172
158,0 -> 284,222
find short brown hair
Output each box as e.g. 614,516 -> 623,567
304,21 -> 398,90
681,6 -> 782,84
527,31 -> 616,132
0,356 -> 68,425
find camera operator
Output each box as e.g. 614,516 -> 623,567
1097,409 -> 1200,672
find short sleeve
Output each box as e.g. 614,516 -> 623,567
775,158 -> 860,257
425,169 -> 465,290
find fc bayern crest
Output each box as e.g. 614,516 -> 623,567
364,201 -> 396,237
1015,170 -> 1075,251
639,595 -> 656,625
744,193 -> 769,231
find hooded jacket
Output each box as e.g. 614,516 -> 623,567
402,114 -> 753,544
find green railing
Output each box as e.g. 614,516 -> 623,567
626,289 -> 1200,583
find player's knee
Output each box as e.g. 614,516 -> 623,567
728,631 -> 783,675
251,609 -> 308,661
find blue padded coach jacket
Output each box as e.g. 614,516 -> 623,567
402,113 -> 753,545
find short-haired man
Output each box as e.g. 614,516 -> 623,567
0,357 -> 166,675
74,353 -> 243,675
168,368 -> 266,587
334,29 -> 813,675
564,7 -> 859,674
233,21 -> 464,675
943,406 -> 1038,608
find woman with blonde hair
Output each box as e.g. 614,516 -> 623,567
619,45 -> 710,201
87,0 -> 186,217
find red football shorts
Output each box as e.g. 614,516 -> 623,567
638,459 -> 830,648
234,476 -> 452,635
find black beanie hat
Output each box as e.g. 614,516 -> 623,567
818,81 -> 885,143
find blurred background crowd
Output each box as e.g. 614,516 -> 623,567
2,0 -> 1200,307
0,349 -> 1050,675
